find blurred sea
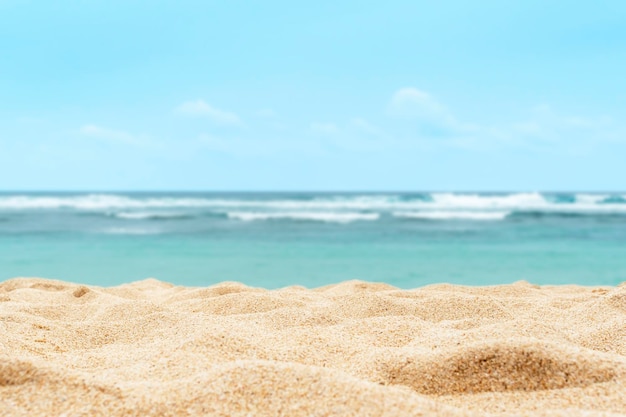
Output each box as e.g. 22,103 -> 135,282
1,192 -> 625,288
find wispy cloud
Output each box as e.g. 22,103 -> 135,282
17,116 -> 44,124
257,108 -> 277,118
166,90 -> 626,157
384,87 -> 625,153
307,118 -> 390,152
505,104 -> 623,154
176,99 -> 241,126
196,133 -> 325,157
389,88 -> 453,123
387,87 -> 466,138
80,125 -> 153,147
310,122 -> 340,135
257,108 -> 287,130
348,118 -> 386,138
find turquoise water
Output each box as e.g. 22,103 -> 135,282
1,192 -> 625,288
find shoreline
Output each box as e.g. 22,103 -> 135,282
2,277 -> 625,416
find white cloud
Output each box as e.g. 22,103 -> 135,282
436,102 -> 626,154
80,125 -> 151,146
348,118 -> 386,137
17,116 -> 43,124
310,122 -> 340,135
507,106 -> 624,153
257,108 -> 287,130
389,88 -> 453,124
306,118 -> 391,152
196,133 -> 326,157
387,88 -> 466,139
173,91 -> 624,156
176,100 -> 241,126
257,108 -> 277,118
384,88 -> 622,152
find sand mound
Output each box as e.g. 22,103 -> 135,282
1,277 -> 626,416
380,341 -> 619,395
606,286 -> 626,312
169,360 -> 461,416
0,359 -> 39,387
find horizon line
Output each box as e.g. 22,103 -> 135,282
0,190 -> 624,194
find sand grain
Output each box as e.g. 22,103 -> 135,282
1,278 -> 625,416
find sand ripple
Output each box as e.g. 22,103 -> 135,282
1,277 -> 626,416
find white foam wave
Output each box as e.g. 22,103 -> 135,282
112,211 -> 190,220
575,194 -> 609,204
100,227 -> 162,235
226,211 -> 380,223
430,193 -> 546,209
393,211 -> 510,220
0,195 -> 214,210
1,193 -> 626,213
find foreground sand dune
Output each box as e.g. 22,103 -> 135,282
1,278 -> 625,416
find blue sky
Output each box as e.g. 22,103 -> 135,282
1,1 -> 625,191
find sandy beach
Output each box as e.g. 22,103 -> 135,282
1,277 -> 625,416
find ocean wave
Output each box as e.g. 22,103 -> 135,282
544,194 -> 577,204
600,195 -> 626,204
396,193 -> 434,202
429,193 -> 547,209
100,227 -> 162,235
429,193 -> 626,212
226,211 -> 380,223
508,210 -> 626,219
111,211 -> 195,220
575,194 -> 609,204
1,193 -> 626,213
0,194 -> 217,210
393,211 -> 510,220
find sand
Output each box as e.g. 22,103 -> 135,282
1,278 -> 625,416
